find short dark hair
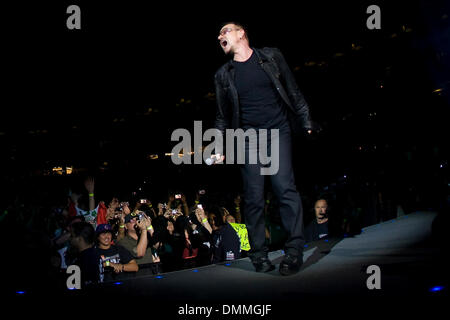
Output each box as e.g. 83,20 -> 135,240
220,21 -> 249,41
71,221 -> 95,245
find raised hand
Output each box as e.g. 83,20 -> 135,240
70,192 -> 81,205
143,214 -> 152,229
195,207 -> 206,222
119,212 -> 125,226
84,177 -> 95,194
122,203 -> 131,215
234,195 -> 241,206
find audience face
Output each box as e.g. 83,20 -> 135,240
97,232 -> 113,249
109,198 -> 120,210
70,232 -> 82,249
167,220 -> 174,233
314,200 -> 328,220
61,208 -> 69,219
125,217 -> 138,232
67,217 -> 82,232
122,204 -> 131,215
226,215 -> 236,224
157,203 -> 164,214
208,213 -> 218,230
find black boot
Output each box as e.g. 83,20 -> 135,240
279,253 -> 303,276
251,256 -> 275,273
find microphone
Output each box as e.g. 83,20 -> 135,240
205,154 -> 223,166
205,157 -> 216,166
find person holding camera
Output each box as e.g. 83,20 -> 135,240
117,211 -> 161,273
168,193 -> 190,216
172,206 -> 212,269
189,206 -> 214,266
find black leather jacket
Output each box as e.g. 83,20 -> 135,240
214,47 -> 313,135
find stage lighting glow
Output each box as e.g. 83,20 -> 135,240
16,291 -> 26,295
155,275 -> 164,279
304,244 -> 308,248
225,263 -> 231,266
192,269 -> 199,272
114,282 -> 122,285
429,286 -> 444,292
324,239 -> 329,242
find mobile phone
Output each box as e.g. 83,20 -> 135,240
197,204 -> 203,209
172,209 -> 177,214
198,190 -> 205,195
175,194 -> 181,199
140,199 -> 148,204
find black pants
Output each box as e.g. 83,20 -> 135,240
240,124 -> 305,259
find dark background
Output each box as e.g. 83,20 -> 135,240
1,0 -> 449,214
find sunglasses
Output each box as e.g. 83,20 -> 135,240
219,27 -> 240,36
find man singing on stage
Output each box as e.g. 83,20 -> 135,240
213,22 -> 319,275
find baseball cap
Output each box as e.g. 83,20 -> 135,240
96,224 -> 113,235
124,213 -> 139,224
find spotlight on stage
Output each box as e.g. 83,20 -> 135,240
16,291 -> 26,295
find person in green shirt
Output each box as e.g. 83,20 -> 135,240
117,212 -> 158,268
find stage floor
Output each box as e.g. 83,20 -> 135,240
10,211 -> 448,317
85,211 -> 447,301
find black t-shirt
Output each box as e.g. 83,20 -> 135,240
73,247 -> 99,286
305,220 -> 329,243
212,224 -> 241,263
233,51 -> 288,129
95,245 -> 134,282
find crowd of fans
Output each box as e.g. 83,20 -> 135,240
2,168 -> 440,293
14,177 -> 255,288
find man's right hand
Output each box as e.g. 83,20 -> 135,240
211,153 -> 225,164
